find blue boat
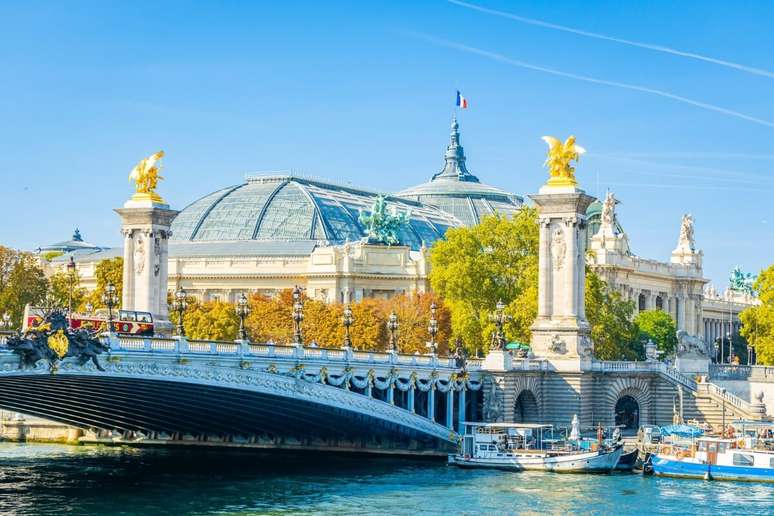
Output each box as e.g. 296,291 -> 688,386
651,436 -> 774,483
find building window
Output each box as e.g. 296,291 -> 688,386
732,453 -> 754,466
638,293 -> 646,311
655,296 -> 663,311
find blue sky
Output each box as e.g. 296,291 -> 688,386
1,0 -> 772,287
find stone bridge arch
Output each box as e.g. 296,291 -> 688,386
512,376 -> 542,424
603,377 -> 652,429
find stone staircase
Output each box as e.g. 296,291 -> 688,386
653,366 -> 766,427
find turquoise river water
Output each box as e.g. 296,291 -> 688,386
0,443 -> 771,515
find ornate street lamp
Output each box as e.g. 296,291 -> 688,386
236,292 -> 250,341
427,302 -> 438,355
387,311 -> 399,353
102,282 -> 118,333
488,299 -> 510,351
66,255 -> 76,324
173,286 -> 188,336
292,285 -> 304,345
342,304 -> 354,348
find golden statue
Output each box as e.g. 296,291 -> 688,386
129,150 -> 165,203
541,135 -> 585,188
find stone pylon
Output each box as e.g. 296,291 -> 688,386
529,182 -> 595,370
115,196 -> 178,335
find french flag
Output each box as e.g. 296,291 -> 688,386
456,90 -> 468,109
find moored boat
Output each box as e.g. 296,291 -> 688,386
449,422 -> 623,473
651,436 -> 774,483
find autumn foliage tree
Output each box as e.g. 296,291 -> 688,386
170,298 -> 240,341
0,246 -> 48,327
241,289 -> 448,352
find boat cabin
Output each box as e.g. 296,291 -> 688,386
460,423 -> 558,458
694,437 -> 774,468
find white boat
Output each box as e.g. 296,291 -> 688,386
448,422 -> 623,473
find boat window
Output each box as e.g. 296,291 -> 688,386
478,445 -> 487,451
136,312 -> 152,323
770,457 -> 774,468
718,443 -> 727,454
698,442 -> 707,452
732,453 -> 754,466
488,445 -> 497,451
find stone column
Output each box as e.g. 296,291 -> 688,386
427,387 -> 435,422
115,198 -> 178,335
529,187 -> 595,370
446,390 -> 454,429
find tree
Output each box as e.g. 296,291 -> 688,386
586,272 -> 640,360
379,293 -> 451,355
47,270 -> 87,312
85,257 -> 123,309
0,246 -> 48,327
634,309 -> 678,356
171,299 -> 240,341
430,210 -> 539,355
740,264 -> 774,365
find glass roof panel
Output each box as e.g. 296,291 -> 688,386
193,181 -> 282,241
171,186 -> 236,241
254,183 -> 315,240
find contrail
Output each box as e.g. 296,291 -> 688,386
410,32 -> 774,129
593,152 -> 774,160
448,0 -> 774,79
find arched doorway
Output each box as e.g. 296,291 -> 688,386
615,395 -> 639,429
514,390 -> 539,423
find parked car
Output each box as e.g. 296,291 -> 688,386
638,425 -> 662,444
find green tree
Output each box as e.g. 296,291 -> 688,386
46,270 -> 87,312
740,264 -> 774,365
430,210 -> 539,355
586,272 -> 640,360
85,257 -> 123,309
0,246 -> 48,328
634,309 -> 678,356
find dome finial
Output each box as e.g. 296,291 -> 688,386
432,117 -> 478,182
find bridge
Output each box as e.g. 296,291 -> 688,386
0,333 -> 482,455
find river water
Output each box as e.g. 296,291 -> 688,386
0,443 -> 771,515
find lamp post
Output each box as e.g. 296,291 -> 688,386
488,299 -> 509,351
727,332 -> 735,364
173,286 -> 188,337
66,255 -> 76,325
236,292 -> 250,341
292,285 -> 304,346
427,302 -> 438,355
387,311 -> 399,353
342,304 -> 353,349
102,282 -> 118,333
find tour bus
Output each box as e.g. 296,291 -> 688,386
23,305 -> 154,336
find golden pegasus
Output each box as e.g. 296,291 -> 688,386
129,150 -> 165,202
541,135 -> 585,187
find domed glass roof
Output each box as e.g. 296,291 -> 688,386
396,118 -> 523,226
171,175 -> 462,250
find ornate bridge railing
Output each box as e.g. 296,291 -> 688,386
109,335 -> 478,371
